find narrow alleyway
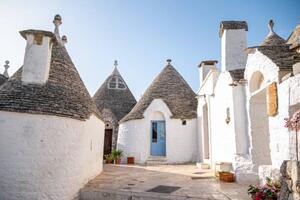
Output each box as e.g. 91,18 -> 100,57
80,164 -> 250,200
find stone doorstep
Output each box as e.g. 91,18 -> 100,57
146,156 -> 168,165
80,188 -> 226,200
196,162 -> 211,169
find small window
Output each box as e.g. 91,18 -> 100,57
152,123 -> 158,142
182,120 -> 187,125
108,76 -> 127,90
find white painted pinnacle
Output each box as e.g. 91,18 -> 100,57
3,60 -> 9,78
53,14 -> 62,43
268,19 -> 275,34
167,59 -> 172,65
62,35 -> 67,45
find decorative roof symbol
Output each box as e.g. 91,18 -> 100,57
167,59 -> 172,65
3,60 -> 9,78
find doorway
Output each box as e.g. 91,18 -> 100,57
150,121 -> 166,156
104,129 -> 113,156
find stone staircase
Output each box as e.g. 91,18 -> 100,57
146,156 -> 167,165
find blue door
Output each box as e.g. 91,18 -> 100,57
150,121 -> 166,156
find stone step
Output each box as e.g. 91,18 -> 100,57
146,156 -> 167,165
196,162 -> 210,169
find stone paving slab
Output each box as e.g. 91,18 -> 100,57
80,164 -> 251,200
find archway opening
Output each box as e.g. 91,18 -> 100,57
250,71 -> 264,93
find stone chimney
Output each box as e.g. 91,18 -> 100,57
220,21 -> 248,72
198,60 -> 218,85
20,30 -> 55,84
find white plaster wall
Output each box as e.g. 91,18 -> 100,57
221,29 -> 247,71
269,74 -> 300,168
22,34 -> 52,84
197,69 -> 220,163
209,72 -> 237,164
117,99 -> 198,164
243,50 -> 300,180
245,50 -> 279,91
0,111 -> 104,200
232,85 -> 249,155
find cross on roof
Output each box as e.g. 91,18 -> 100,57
114,60 -> 118,68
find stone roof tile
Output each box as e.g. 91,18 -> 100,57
0,41 -> 103,121
120,63 -> 197,123
93,67 -> 137,122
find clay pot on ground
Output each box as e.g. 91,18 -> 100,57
115,158 -> 121,164
219,172 -> 235,182
127,157 -> 135,164
106,159 -> 113,164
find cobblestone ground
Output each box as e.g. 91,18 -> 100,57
80,164 -> 251,200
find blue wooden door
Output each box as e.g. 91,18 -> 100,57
150,121 -> 166,156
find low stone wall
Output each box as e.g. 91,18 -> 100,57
279,160 -> 300,200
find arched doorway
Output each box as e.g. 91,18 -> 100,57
248,71 -> 272,170
150,111 -> 166,156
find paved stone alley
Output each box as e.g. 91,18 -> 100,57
80,164 -> 251,200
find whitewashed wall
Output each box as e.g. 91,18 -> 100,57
209,72 -> 237,163
117,99 -> 198,164
221,29 -> 247,72
0,112 -> 105,200
244,50 -> 300,183
197,68 -> 250,173
269,74 -> 300,168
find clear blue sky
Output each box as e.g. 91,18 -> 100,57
0,0 -> 299,99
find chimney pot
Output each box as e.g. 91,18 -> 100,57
19,30 -> 55,84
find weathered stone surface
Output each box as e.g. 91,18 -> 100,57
121,64 -> 197,123
279,161 -> 300,200
0,42 -> 102,121
0,74 -> 7,86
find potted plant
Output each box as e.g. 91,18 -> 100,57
247,177 -> 280,200
127,156 -> 135,165
219,171 -> 235,182
112,149 -> 123,164
104,154 -> 114,164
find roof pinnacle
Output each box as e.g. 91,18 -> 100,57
114,60 -> 118,68
53,14 -> 62,42
3,60 -> 9,78
268,19 -> 275,34
167,59 -> 172,65
62,35 -> 67,45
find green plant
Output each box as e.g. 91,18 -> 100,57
247,177 -> 280,200
104,154 -> 114,161
112,149 -> 123,159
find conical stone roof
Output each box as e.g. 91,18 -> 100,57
120,60 -> 197,123
93,64 -> 136,122
247,20 -> 300,70
0,74 -> 7,86
0,30 -> 102,121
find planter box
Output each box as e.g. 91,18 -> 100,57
219,172 -> 235,182
127,157 -> 135,165
215,162 -> 232,177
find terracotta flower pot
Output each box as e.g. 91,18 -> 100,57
219,172 -> 235,182
106,159 -> 113,164
115,158 -> 121,164
127,157 -> 135,164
